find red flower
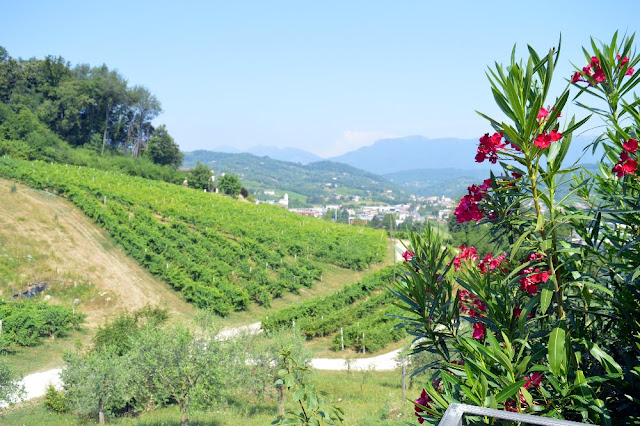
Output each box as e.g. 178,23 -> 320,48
505,400 -> 519,412
617,54 -> 629,67
478,253 -> 507,273
472,322 -> 486,340
534,130 -> 562,149
414,388 -> 432,423
590,56 -> 600,68
524,372 -> 543,389
476,132 -> 507,164
512,172 -> 522,179
537,108 -> 549,121
571,71 -> 584,83
627,67 -> 635,76
582,65 -> 592,76
593,68 -> 606,83
612,151 -> 638,177
623,138 -> 638,153
519,268 -> 551,294
402,250 -> 415,263
454,182 -> 490,223
528,252 -> 545,262
453,245 -> 478,271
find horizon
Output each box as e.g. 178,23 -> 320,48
2,1 -> 637,157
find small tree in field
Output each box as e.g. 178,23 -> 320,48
217,173 -> 242,197
188,162 -> 213,191
0,359 -> 23,407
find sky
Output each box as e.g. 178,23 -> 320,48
2,1 -> 639,157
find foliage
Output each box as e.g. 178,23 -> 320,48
147,125 -> 183,168
218,173 -> 242,197
92,306 -> 168,355
393,33 -> 640,424
0,157 -> 386,315
0,299 -> 84,348
0,358 -> 23,406
44,385 -> 68,413
273,349 -> 344,425
61,347 -> 135,423
188,162 -> 213,191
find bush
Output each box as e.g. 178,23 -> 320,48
44,385 -> 68,413
394,33 -> 640,424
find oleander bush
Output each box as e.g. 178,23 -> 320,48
394,32 -> 640,424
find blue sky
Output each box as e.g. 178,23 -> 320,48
2,1 -> 639,157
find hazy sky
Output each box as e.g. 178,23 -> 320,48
2,1 -> 639,157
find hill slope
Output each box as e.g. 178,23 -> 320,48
182,151 -> 409,203
0,158 -> 387,315
0,179 -> 196,328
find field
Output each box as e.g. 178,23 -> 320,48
1,370 -> 418,425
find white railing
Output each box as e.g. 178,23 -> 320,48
439,403 -> 588,426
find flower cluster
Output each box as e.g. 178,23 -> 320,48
537,106 -> 561,122
454,180 -> 491,223
402,250 -> 415,263
478,253 -> 507,273
414,389 -> 432,424
519,267 -> 551,294
533,129 -> 563,149
475,132 -> 507,164
612,138 -> 638,177
458,289 -> 487,339
505,372 -> 543,412
571,54 -> 634,84
452,245 -> 478,271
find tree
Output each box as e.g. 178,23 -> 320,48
61,348 -> 134,425
240,187 -> 249,198
129,325 -> 244,426
217,173 -> 242,197
0,359 -> 23,406
188,162 -> 213,191
147,125 -> 183,167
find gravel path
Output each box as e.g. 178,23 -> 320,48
16,322 -> 404,403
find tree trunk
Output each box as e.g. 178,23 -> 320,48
98,397 -> 105,425
101,107 -> 110,155
180,395 -> 190,426
278,385 -> 285,417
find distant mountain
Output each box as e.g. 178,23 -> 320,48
205,145 -> 321,164
384,168 -> 492,198
328,135 -> 602,175
182,150 -> 409,205
247,146 -> 322,164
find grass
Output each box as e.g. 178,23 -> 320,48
1,370 -> 418,425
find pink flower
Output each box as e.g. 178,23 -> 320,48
505,400 -> 519,412
612,151 -> 638,177
617,54 -> 629,67
627,67 -> 635,76
571,71 -> 584,83
402,250 -> 415,263
512,172 -> 522,179
472,322 -> 486,340
519,268 -> 551,294
476,132 -> 507,164
524,372 -> 543,389
623,138 -> 638,153
537,108 -> 549,121
453,245 -> 478,271
414,389 -> 432,423
593,68 -> 606,83
534,130 -> 562,149
582,65 -> 593,76
454,182 -> 490,223
528,252 -> 545,262
590,56 -> 600,68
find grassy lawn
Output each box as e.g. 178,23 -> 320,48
1,370 -> 417,425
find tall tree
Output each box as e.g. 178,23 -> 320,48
147,125 -> 183,167
188,162 -> 213,191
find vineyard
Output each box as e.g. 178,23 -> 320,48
0,157 -> 388,315
262,267 -> 406,353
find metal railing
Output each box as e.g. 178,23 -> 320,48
439,403 -> 588,426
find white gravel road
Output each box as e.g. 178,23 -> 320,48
14,321 -> 404,404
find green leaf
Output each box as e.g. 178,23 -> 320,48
548,326 -> 566,377
495,380 -> 527,403
540,278 -> 554,313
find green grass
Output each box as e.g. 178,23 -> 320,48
2,370 -> 418,425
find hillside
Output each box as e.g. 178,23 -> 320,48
0,157 -> 388,315
384,168 -> 491,197
0,179 -> 196,329
182,150 -> 409,204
